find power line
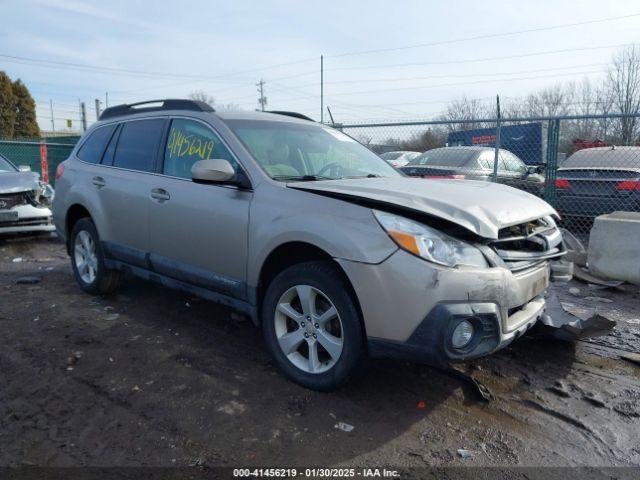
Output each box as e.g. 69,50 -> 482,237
329,12 -> 640,58
249,69 -> 605,104
274,63 -> 608,90
328,43 -> 637,72
0,53 -> 317,82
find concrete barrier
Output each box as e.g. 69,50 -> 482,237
588,211 -> 640,285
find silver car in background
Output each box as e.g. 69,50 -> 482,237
53,100 -> 564,391
0,153 -> 55,235
379,150 -> 420,168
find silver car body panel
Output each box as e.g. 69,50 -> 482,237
0,171 -> 43,193
288,177 -> 556,240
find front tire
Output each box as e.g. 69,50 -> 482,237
261,261 -> 367,391
70,218 -> 120,295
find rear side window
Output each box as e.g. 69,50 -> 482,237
77,125 -> 115,163
412,149 -> 475,167
113,119 -> 165,172
163,118 -> 236,179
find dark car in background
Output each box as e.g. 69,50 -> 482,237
399,146 -> 544,195
379,151 -> 421,168
555,146 -> 640,225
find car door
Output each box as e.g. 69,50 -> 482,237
148,117 -> 252,301
500,150 -> 541,194
96,117 -> 166,268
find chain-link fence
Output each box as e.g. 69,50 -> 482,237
0,136 -> 79,185
334,113 -> 640,240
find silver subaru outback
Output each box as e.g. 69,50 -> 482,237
53,100 -> 564,390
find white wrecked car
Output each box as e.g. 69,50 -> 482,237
0,153 -> 55,234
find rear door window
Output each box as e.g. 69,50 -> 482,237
77,124 -> 116,164
163,118 -> 236,179
113,119 -> 165,172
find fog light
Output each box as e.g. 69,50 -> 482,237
451,320 -> 474,348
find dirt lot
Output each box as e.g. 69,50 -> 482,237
1,235 -> 639,468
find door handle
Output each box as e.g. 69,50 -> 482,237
92,176 -> 106,188
150,188 -> 170,202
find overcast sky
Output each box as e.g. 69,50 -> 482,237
2,0 -> 639,131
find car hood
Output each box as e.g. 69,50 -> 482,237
288,177 -> 556,239
0,171 -> 40,194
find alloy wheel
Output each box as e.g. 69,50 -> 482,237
74,230 -> 98,284
274,285 -> 344,374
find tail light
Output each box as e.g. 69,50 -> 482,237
555,179 -> 570,189
55,161 -> 65,180
616,180 -> 640,191
423,174 -> 466,179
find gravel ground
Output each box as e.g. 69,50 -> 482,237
0,234 -> 639,468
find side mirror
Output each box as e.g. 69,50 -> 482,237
18,165 -> 31,172
191,159 -> 235,183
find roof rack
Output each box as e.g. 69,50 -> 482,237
99,99 -> 215,120
266,110 -> 314,122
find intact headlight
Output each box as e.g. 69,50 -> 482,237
373,210 -> 488,268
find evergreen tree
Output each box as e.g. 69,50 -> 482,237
12,79 -> 40,138
0,71 -> 16,138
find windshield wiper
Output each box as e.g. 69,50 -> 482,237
341,173 -> 383,179
272,174 -> 335,182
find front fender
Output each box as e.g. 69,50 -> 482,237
246,184 -> 397,287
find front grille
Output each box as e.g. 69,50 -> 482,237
490,218 -> 565,272
0,192 -> 29,210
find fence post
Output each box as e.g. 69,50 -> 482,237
39,141 -> 49,184
544,119 -> 560,205
492,95 -> 501,182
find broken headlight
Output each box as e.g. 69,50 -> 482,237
35,182 -> 54,207
373,210 -> 488,268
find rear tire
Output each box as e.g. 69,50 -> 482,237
261,261 -> 367,391
69,218 -> 120,295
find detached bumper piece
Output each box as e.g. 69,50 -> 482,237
537,291 -> 616,341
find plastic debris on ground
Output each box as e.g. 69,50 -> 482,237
334,422 -> 354,432
457,449 -> 473,459
538,291 -> 616,341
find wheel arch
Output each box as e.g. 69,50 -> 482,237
254,241 -> 365,333
65,203 -> 93,253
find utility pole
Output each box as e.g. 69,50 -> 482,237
49,99 -> 55,132
105,92 -> 109,108
492,94 -> 502,182
79,101 -> 87,132
95,98 -> 102,120
256,79 -> 267,111
320,55 -> 324,123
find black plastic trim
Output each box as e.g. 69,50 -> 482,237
100,99 -> 214,120
368,302 -> 502,365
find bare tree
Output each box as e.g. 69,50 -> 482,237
523,84 -> 573,117
606,45 -> 640,144
188,90 -> 216,106
440,95 -> 490,131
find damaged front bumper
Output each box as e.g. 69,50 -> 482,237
0,203 -> 55,234
338,248 -> 553,366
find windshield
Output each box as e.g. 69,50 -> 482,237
0,155 -> 17,173
408,148 -> 477,167
226,120 -> 400,180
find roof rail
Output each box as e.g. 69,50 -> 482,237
266,110 -> 314,122
99,99 -> 215,120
